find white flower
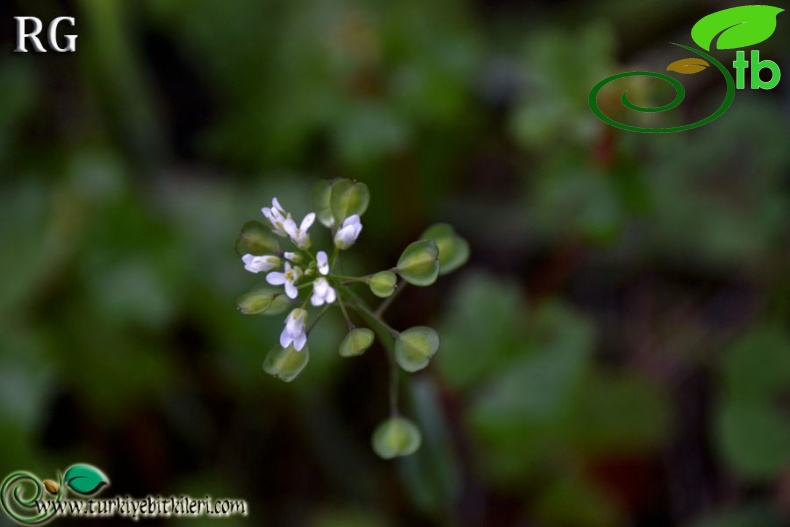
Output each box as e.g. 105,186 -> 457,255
242,254 -> 281,274
310,278 -> 337,306
262,197 -> 293,238
316,251 -> 330,276
280,308 -> 308,351
266,262 -> 303,299
334,215 -> 362,250
284,212 -> 316,249
284,252 -> 303,263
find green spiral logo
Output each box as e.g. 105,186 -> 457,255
588,5 -> 784,133
588,44 -> 735,133
0,471 -> 60,525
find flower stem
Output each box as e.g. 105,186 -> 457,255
389,354 -> 400,417
306,305 -> 331,335
329,274 -> 369,282
346,297 -> 399,338
341,288 -> 401,417
375,283 -> 407,317
336,288 -> 355,331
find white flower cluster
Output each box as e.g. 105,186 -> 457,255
241,197 -> 363,351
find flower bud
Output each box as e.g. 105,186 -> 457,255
368,271 -> 397,298
330,179 -> 370,223
371,417 -> 422,459
340,328 -> 375,357
263,344 -> 310,382
395,326 -> 439,372
236,288 -> 275,314
283,251 -> 304,264
397,240 -> 439,286
420,223 -> 470,275
235,220 -> 281,256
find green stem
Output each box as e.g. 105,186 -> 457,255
330,274 -> 369,282
342,288 -> 401,417
336,290 -> 355,331
307,305 -> 331,335
375,282 -> 406,317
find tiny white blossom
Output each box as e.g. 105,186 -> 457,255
280,308 -> 308,351
316,251 -> 330,276
242,254 -> 281,274
310,278 -> 337,306
262,197 -> 293,238
266,262 -> 303,299
334,215 -> 362,250
284,251 -> 303,263
284,212 -> 316,250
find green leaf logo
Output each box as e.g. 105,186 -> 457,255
63,464 -> 109,495
691,5 -> 784,51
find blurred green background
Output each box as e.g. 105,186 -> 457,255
2,0 -> 790,525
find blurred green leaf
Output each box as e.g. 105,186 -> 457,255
722,326 -> 790,401
571,374 -> 670,455
535,475 -> 622,527
437,273 -> 524,389
716,399 -> 790,481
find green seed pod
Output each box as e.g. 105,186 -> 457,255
262,293 -> 291,316
312,179 -> 336,228
420,223 -> 470,275
235,220 -> 281,256
368,271 -> 397,298
395,326 -> 440,372
371,417 -> 422,459
263,344 -> 310,383
236,288 -> 275,315
330,179 -> 370,223
397,240 -> 439,287
340,328 -> 375,357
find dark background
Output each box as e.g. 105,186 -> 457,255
1,1 -> 790,526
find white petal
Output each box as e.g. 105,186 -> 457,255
285,281 -> 298,299
266,272 -> 286,285
283,218 -> 298,238
326,286 -> 336,304
294,332 -> 307,351
317,251 -> 329,275
300,212 -> 316,231
285,310 -> 298,332
280,328 -> 293,349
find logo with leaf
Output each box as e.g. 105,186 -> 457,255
1,464 -> 109,525
589,5 -> 784,133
